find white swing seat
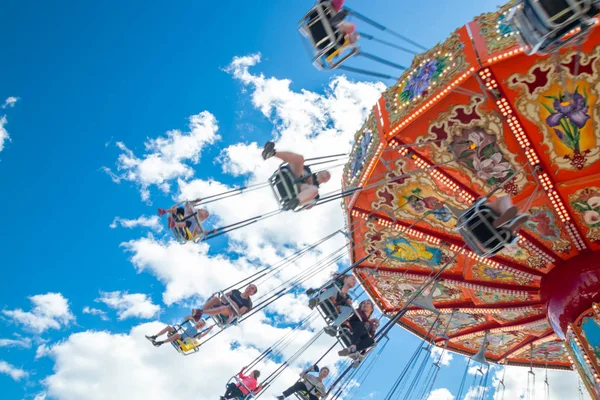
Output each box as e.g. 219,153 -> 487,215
455,198 -> 520,258
298,1 -> 359,70
508,0 -> 596,54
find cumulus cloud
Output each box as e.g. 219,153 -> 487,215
3,292 -> 75,333
0,115 -> 10,152
492,366 -> 591,400
40,320 -> 341,400
0,337 -> 32,349
0,360 -> 28,381
110,215 -> 163,233
427,388 -> 455,400
82,306 -> 109,321
103,111 -> 221,202
96,291 -> 160,320
430,346 -> 453,367
2,96 -> 19,108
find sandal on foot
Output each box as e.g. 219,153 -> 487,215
157,208 -> 167,217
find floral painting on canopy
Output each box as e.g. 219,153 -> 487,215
449,126 -> 514,187
541,88 -> 591,170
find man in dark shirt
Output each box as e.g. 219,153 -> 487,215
192,284 -> 257,325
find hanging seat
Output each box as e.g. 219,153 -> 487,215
227,375 -> 257,400
169,202 -> 206,243
454,198 -> 522,258
298,1 -> 359,70
167,321 -> 202,356
508,0 -> 596,54
207,291 -> 242,328
269,164 -> 318,212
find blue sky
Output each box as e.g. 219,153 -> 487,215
0,1 -> 585,399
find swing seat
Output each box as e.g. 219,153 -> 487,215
228,376 -> 257,400
298,1 -> 359,70
167,324 -> 201,356
169,203 -> 206,244
508,0 -> 596,54
293,391 -> 312,400
455,198 -> 520,257
268,165 -> 307,212
208,291 -> 242,328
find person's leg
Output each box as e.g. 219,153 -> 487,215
488,196 -> 512,215
282,381 -> 308,397
316,286 -> 339,303
160,333 -> 182,345
492,206 -> 519,229
146,325 -> 175,341
202,305 -> 232,317
354,336 -> 375,352
331,306 -> 354,327
224,383 -> 243,399
273,151 -> 305,178
297,184 -> 318,205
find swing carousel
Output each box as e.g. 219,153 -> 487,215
340,1 -> 600,398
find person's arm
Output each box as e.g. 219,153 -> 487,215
237,306 -> 248,316
198,325 -> 214,339
183,315 -> 192,323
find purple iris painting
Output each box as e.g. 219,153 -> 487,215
542,89 -> 591,155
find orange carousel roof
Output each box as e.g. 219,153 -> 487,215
342,2 -> 600,370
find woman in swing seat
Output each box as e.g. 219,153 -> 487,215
277,365 -> 330,400
191,284 -> 257,325
262,142 -> 331,208
338,300 -> 379,358
222,369 -> 262,400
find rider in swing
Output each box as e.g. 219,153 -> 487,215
262,142 -> 331,209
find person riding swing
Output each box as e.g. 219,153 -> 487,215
337,300 -> 379,365
306,273 -> 356,333
157,198 -> 210,242
222,369 -> 262,400
192,284 -> 257,327
145,315 -> 213,348
262,141 -> 331,210
277,365 -> 330,400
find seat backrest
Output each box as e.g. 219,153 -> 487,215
270,165 -> 301,209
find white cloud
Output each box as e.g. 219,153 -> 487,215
36,344 -> 51,359
430,346 -> 453,367
110,215 -> 163,233
40,320 -> 340,400
34,394 -> 47,400
464,386 -> 487,400
492,366 -> 591,400
96,291 -> 160,320
103,111 -> 221,202
0,337 -> 31,349
0,360 -> 28,381
0,115 -> 10,152
427,388 -> 455,400
2,96 -> 19,108
82,306 -> 109,321
3,292 -> 75,333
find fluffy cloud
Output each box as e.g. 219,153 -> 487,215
110,215 -> 163,233
40,319 -> 341,400
430,346 -> 453,367
0,360 -> 28,381
96,291 -> 160,320
0,115 -> 10,152
427,388 -> 455,400
0,337 -> 32,349
82,306 -> 109,321
492,366 -> 591,400
103,111 -> 221,202
3,292 -> 75,333
2,96 -> 19,108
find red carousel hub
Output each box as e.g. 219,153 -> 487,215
542,252 -> 600,339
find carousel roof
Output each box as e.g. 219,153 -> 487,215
343,1 -> 600,370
